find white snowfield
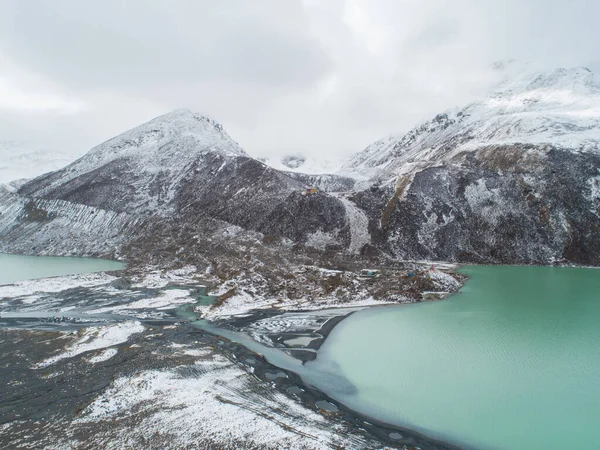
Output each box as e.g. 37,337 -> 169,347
35,321 -> 144,368
87,289 -> 195,315
347,67 -> 600,180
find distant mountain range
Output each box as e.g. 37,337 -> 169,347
1,66 -> 599,265
0,141 -> 79,187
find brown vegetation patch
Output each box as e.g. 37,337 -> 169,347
23,200 -> 53,222
540,204 -> 551,225
212,287 -> 238,308
475,145 -> 543,173
381,175 -> 413,229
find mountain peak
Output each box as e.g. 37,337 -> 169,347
18,108 -> 249,211
149,108 -> 220,127
120,108 -> 237,146
84,108 -> 247,167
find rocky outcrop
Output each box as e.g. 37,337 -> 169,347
354,146 -> 600,264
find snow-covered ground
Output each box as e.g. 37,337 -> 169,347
199,290 -> 401,322
0,272 -> 119,298
129,265 -> 198,288
61,345 -> 382,449
86,289 -> 195,315
35,321 -> 144,367
76,360 -> 337,448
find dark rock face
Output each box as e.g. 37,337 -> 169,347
174,154 -> 349,244
359,147 -> 600,265
280,155 -> 306,169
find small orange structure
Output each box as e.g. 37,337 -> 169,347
305,187 -> 320,195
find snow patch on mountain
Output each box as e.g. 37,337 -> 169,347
588,172 -> 600,216
335,195 -> 370,254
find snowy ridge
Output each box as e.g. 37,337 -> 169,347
347,67 -> 600,178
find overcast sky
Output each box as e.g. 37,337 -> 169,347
1,0 -> 599,160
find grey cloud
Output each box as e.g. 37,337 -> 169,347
0,0 -> 331,90
1,0 -> 599,162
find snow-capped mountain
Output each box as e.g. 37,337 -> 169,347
347,67 -> 600,179
19,109 -> 248,213
0,141 -> 78,186
2,110 -> 366,257
347,66 -> 600,265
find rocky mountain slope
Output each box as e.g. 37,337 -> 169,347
0,110 -> 366,258
348,67 -> 600,264
347,67 -> 600,178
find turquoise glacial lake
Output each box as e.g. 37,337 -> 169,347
0,253 -> 126,285
309,266 -> 600,449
